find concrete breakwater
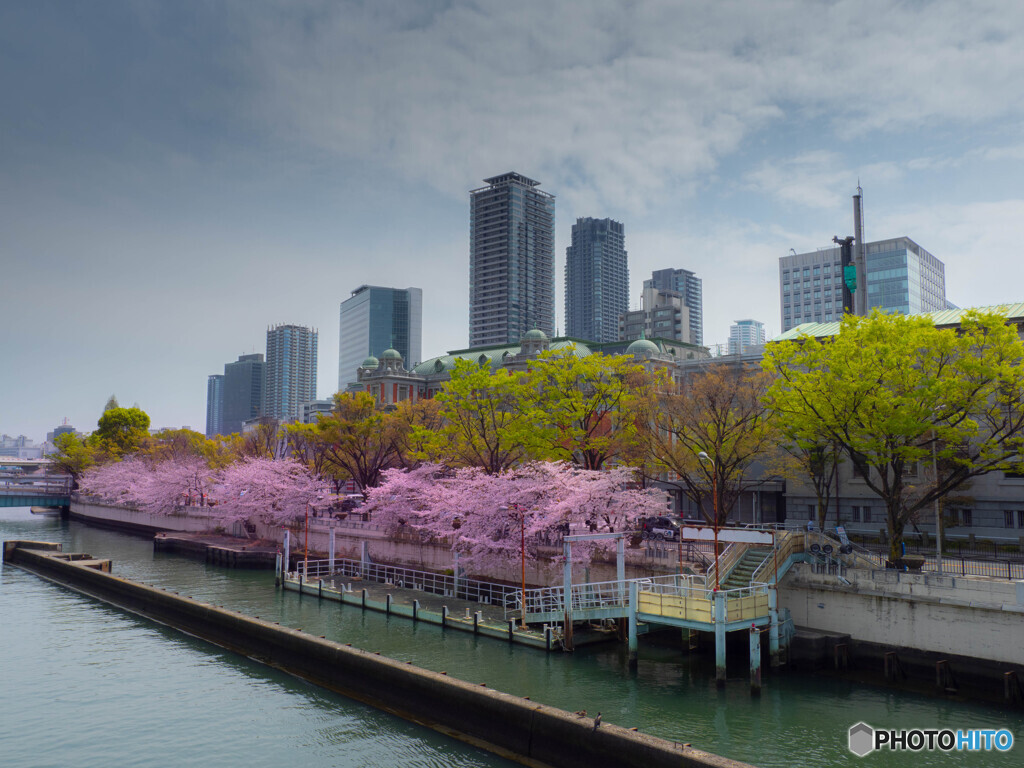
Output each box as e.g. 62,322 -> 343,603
3,540 -> 749,768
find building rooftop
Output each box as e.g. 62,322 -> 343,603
774,302 -> 1024,342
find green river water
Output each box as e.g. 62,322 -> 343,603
2,507 -> 1021,767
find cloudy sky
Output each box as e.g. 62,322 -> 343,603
3,0 -> 1024,442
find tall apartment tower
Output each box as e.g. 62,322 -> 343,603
205,374 -> 224,438
779,237 -> 947,332
264,325 -> 318,422
564,218 -> 628,343
338,285 -> 423,391
728,319 -> 766,355
221,353 -> 265,436
469,172 -> 555,347
645,268 -> 703,346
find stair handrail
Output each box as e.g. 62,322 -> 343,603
705,541 -> 744,588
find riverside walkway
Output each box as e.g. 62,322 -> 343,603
280,526 -> 824,687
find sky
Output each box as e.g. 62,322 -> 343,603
3,0 -> 1024,443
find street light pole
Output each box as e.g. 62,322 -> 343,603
932,429 -> 943,574
502,505 -> 528,630
304,501 -> 310,579
698,451 -> 720,590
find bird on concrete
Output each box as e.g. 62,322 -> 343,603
593,712 -> 602,731
574,710 -> 587,717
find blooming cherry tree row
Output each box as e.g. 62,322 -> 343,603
365,461 -> 667,568
80,457 -> 331,527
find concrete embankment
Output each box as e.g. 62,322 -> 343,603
3,540 -> 749,768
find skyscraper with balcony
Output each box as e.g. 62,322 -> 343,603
338,285 -> 422,391
565,218 -> 628,343
779,236 -> 947,332
205,374 -> 224,437
469,172 -> 555,347
221,353 -> 264,436
645,268 -> 703,346
264,325 -> 318,422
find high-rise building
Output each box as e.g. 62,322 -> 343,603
728,319 -> 766,355
469,172 -> 555,347
221,354 -> 265,436
645,268 -> 703,346
564,218 -> 628,343
779,237 -> 947,332
338,285 -> 423,391
205,374 -> 224,438
264,325 -> 318,422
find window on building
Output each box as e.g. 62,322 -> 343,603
1005,510 -> 1016,528
1018,510 -> 1024,528
954,508 -> 973,527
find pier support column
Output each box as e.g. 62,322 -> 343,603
282,530 -> 291,576
360,541 -> 369,578
714,591 -> 726,685
329,529 -> 336,574
769,588 -> 780,668
750,624 -> 762,695
274,552 -> 282,586
628,580 -> 638,670
562,541 -> 574,651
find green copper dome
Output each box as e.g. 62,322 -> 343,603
523,328 -> 547,341
626,338 -> 659,358
380,348 -> 402,360
361,355 -> 379,368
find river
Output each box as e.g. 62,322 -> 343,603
2,507 -> 1021,767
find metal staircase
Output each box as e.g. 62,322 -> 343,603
720,547 -> 773,590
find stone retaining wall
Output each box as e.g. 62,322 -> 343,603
4,540 -> 747,768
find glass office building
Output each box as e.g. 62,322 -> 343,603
338,285 -> 423,390
264,325 -> 317,422
779,236 -> 946,332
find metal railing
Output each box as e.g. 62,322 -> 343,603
292,557 -> 521,606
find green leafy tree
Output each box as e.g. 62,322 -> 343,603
91,406 -> 151,458
417,359 -> 530,474
145,428 -> 234,469
518,348 -> 658,470
763,309 -> 1024,563
319,391 -> 399,489
47,433 -> 98,488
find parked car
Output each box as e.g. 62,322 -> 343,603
639,516 -> 681,541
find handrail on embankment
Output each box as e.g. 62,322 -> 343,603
3,540 -> 751,768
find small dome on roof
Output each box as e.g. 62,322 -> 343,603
361,355 -> 379,368
380,348 -> 402,360
523,328 -> 547,341
627,338 -> 659,358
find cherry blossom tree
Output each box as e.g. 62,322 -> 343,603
365,461 -> 667,569
211,457 -> 332,527
79,456 -> 215,513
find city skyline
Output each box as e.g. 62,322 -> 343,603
4,2 -> 1024,440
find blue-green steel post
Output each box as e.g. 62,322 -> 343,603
563,540 -> 574,650
628,580 -> 639,670
750,624 -> 762,694
715,591 -> 727,685
769,588 -> 780,668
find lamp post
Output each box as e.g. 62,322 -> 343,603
304,501 -> 311,579
932,429 -> 943,574
697,451 -> 720,590
501,504 -> 528,629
